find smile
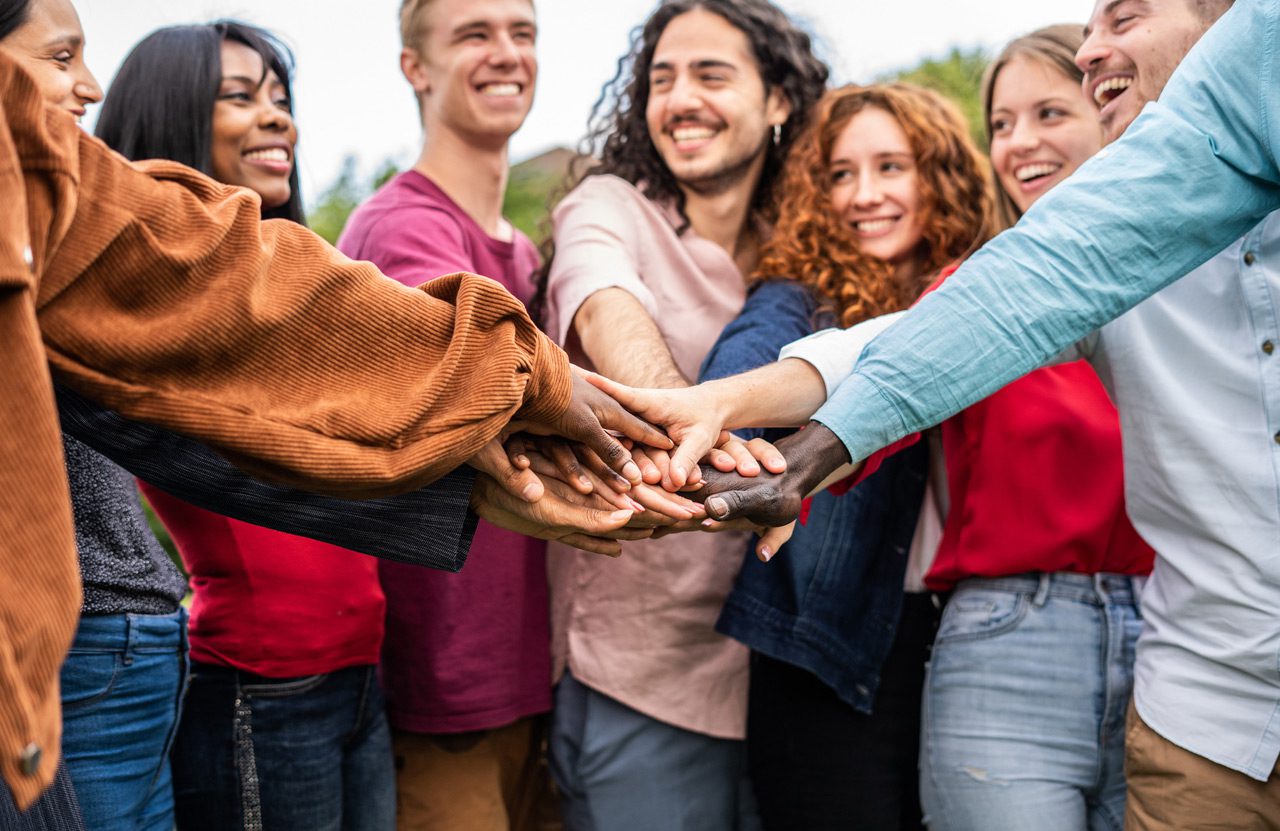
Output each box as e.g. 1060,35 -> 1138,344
1092,74 -> 1133,108
853,217 -> 900,235
243,147 -> 290,163
478,82 -> 522,97
1014,162 -> 1061,183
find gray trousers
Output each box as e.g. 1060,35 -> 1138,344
549,672 -> 760,831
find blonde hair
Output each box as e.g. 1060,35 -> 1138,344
399,0 -> 435,53
980,24 -> 1084,231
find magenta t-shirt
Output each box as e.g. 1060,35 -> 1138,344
338,170 -> 549,733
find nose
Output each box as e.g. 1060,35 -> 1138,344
259,102 -> 294,134
1008,116 -> 1040,153
1075,28 -> 1110,76
666,73 -> 702,117
852,169 -> 883,209
489,32 -> 520,68
73,65 -> 103,106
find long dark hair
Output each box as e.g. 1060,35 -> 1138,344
530,0 -> 828,323
95,20 -> 303,223
0,0 -> 30,40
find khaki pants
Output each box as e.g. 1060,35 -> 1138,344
1125,702 -> 1280,830
393,716 -> 560,831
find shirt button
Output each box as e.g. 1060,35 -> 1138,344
1244,251 -> 1257,266
17,743 -> 41,776
1265,341 -> 1276,355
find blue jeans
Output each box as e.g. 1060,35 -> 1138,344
171,661 -> 395,831
920,573 -> 1143,831
60,608 -> 189,831
550,672 -> 761,831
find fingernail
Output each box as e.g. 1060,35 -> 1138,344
578,476 -> 592,489
701,519 -> 717,528
758,545 -> 773,562
609,510 -> 633,522
743,463 -> 759,474
674,465 -> 687,483
517,455 -> 529,466
769,456 -> 784,467
628,498 -> 646,512
706,496 -> 726,517
520,483 -> 541,501
623,461 -> 642,482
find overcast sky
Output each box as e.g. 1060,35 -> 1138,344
78,0 -> 1090,206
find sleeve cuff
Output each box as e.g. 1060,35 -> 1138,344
779,312 -> 905,398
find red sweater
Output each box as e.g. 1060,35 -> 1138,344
834,265 -> 1154,590
142,484 -> 385,676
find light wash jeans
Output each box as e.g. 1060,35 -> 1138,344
60,608 -> 188,831
920,573 -> 1143,831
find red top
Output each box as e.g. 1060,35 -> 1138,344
140,484 -> 385,676
337,171 -> 551,733
833,264 -> 1154,590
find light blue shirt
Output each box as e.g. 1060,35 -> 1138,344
810,0 -> 1280,779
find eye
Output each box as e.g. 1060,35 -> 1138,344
990,117 -> 1011,134
217,91 -> 253,104
881,160 -> 905,173
1040,107 -> 1067,121
513,29 -> 536,44
829,168 -> 852,185
650,74 -> 673,90
274,96 -> 292,112
51,50 -> 72,67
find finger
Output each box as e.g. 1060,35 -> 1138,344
756,522 -> 796,562
549,441 -> 593,494
706,448 -> 738,473
629,483 -> 703,521
578,445 -> 633,493
557,533 -> 623,558
576,426 -> 645,486
702,489 -> 769,522
747,437 -> 788,474
629,447 -> 663,486
718,438 -> 762,477
667,427 -> 719,490
505,435 -> 532,470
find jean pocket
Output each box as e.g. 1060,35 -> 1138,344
935,589 -> 1028,644
240,673 -> 329,699
60,651 -> 122,710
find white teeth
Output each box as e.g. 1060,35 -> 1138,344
1015,162 -> 1060,182
480,83 -> 520,96
244,148 -> 288,162
1092,75 -> 1133,107
855,218 -> 896,233
672,127 -> 716,142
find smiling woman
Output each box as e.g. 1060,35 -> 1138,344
94,21 -> 304,222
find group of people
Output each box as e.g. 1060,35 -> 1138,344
1,1 -> 1277,831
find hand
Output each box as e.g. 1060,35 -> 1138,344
585,374 -> 727,489
516,367 -> 672,485
470,473 -> 652,557
706,435 -> 787,480
505,434 -> 633,496
468,438 -> 547,502
692,424 -> 854,560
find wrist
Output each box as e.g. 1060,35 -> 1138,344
778,423 -> 850,495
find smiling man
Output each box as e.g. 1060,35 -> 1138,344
334,1 -> 555,828
536,1 -> 826,828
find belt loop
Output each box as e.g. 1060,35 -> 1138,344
1032,573 -> 1051,607
122,614 -> 136,666
1092,572 -> 1110,604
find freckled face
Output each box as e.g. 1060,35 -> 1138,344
209,40 -> 297,209
827,107 -> 926,267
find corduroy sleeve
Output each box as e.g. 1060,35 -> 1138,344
35,134 -> 571,498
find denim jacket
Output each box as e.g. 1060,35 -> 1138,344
700,280 -> 926,713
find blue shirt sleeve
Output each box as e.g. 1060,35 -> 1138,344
699,280 -> 819,441
814,0 -> 1280,462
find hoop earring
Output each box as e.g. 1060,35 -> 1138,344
772,124 -> 782,145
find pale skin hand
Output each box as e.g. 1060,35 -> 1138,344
470,473 -> 653,557
574,289 -> 785,484
586,358 -> 829,488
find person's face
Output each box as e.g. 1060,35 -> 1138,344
1077,0 -> 1210,143
827,107 -> 925,267
0,0 -> 101,117
404,0 -> 537,148
209,40 -> 297,210
989,56 -> 1103,213
645,8 -> 790,195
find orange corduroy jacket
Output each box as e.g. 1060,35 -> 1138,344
0,54 -> 569,809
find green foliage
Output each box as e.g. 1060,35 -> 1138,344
882,46 -> 991,150
503,165 -> 562,246
140,494 -> 185,577
307,154 -> 368,244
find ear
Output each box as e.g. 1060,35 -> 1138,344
400,47 -> 431,95
765,86 -> 793,131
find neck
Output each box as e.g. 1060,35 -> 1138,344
678,152 -> 766,276
414,125 -> 510,238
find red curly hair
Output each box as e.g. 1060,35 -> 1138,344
756,83 -> 994,327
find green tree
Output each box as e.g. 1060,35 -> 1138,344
883,46 -> 990,149
307,154 -> 365,244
